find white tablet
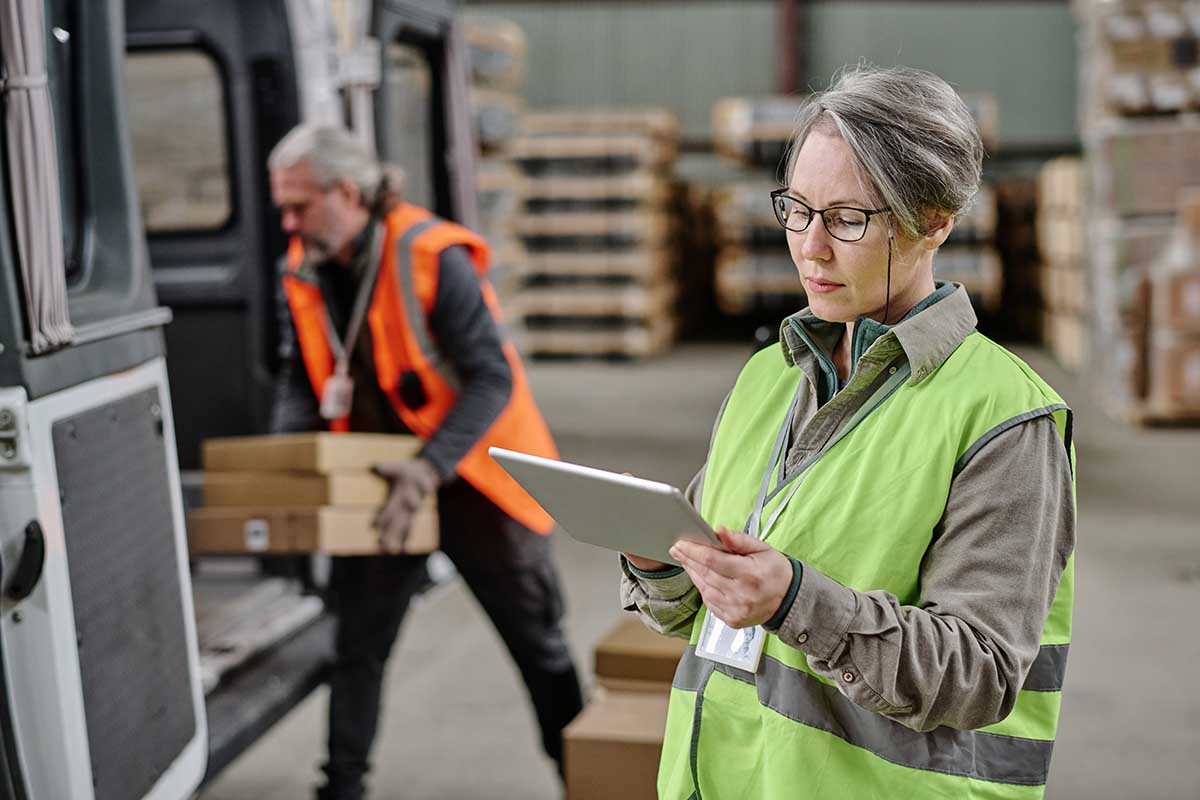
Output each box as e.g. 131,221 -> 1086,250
490,447 -> 724,565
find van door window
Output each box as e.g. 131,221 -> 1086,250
382,42 -> 435,211
124,48 -> 233,234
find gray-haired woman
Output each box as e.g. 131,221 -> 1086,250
622,66 -> 1076,799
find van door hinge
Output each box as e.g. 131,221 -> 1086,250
0,408 -> 17,463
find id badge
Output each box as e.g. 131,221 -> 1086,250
320,374 -> 354,420
696,612 -> 766,674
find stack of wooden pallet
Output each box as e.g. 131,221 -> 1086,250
712,180 -> 798,314
508,109 -> 682,359
466,17 -> 530,307
465,18 -> 527,154
937,183 -> 1002,316
1037,158 -> 1090,372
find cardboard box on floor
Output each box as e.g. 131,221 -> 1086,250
187,501 -> 438,556
564,689 -> 668,800
593,615 -> 687,692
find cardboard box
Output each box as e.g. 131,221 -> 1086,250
203,472 -> 389,508
1151,334 -> 1200,412
186,502 -> 438,555
201,432 -> 422,474
564,689 -> 669,800
1154,270 -> 1200,334
594,616 -> 687,690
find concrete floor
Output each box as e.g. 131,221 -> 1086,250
200,342 -> 1200,800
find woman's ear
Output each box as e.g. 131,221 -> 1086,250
923,214 -> 955,252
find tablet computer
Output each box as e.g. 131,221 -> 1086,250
490,447 -> 723,566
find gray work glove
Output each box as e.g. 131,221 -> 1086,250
372,457 -> 440,553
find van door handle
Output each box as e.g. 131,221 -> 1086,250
6,521 -> 45,602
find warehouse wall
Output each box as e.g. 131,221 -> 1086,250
463,0 -> 1078,148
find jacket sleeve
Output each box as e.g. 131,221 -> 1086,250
771,414 -> 1075,732
418,245 -> 513,478
618,390 -> 731,639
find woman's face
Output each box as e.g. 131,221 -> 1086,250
785,130 -> 943,324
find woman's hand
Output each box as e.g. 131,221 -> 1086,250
670,528 -> 793,628
624,553 -> 671,572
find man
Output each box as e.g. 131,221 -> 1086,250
267,124 -> 583,800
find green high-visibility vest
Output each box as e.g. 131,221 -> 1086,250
659,331 -> 1075,800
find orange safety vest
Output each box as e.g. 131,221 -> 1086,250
282,203 -> 558,534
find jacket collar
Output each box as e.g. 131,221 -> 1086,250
780,281 -> 977,385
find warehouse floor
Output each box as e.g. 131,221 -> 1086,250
199,342 -> 1200,800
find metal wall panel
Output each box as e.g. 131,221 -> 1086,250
465,1 -> 1078,148
465,1 -> 779,140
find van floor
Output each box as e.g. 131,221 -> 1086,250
198,342 -> 1200,800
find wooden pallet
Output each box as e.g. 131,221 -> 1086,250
511,281 -> 677,320
936,247 -> 1004,313
523,172 -> 672,204
516,209 -> 673,241
511,134 -> 676,175
464,18 -> 527,91
517,249 -> 673,283
519,314 -> 679,359
521,109 -> 680,141
715,250 -> 803,314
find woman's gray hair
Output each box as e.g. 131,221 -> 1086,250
268,124 -> 405,212
784,65 -> 984,240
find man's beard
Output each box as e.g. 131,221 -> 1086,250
301,234 -> 337,262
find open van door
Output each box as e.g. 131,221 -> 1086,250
373,0 -> 480,228
0,1 -> 206,798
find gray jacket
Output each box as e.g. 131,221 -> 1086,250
620,284 -> 1075,733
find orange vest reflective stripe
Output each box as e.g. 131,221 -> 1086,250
282,204 -> 558,534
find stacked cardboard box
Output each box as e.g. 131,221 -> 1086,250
508,110 -> 682,358
1076,0 -> 1200,127
466,17 -> 530,309
1077,0 -> 1200,422
188,433 -> 437,555
564,616 -> 686,799
1038,158 -> 1091,372
1146,191 -> 1200,418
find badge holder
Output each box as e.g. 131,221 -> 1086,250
696,612 -> 766,673
316,223 -> 383,424
694,388 -> 808,676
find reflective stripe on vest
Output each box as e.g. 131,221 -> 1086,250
658,332 -> 1075,800
281,204 -> 559,533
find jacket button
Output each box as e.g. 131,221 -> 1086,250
796,632 -> 809,644
842,671 -> 856,683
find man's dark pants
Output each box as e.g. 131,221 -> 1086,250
318,477 -> 583,799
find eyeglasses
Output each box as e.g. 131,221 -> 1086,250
770,189 -> 890,243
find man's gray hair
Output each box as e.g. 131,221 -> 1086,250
785,65 -> 984,240
269,124 -> 404,210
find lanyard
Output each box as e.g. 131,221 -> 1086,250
321,221 -> 385,376
744,360 -> 912,541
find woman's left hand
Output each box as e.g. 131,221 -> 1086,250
670,528 -> 794,629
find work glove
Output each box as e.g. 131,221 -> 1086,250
372,457 -> 440,553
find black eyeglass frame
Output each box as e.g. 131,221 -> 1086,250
769,189 -> 891,243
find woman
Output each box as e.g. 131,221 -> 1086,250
621,66 -> 1075,799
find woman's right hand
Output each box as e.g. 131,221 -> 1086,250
624,553 -> 671,572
